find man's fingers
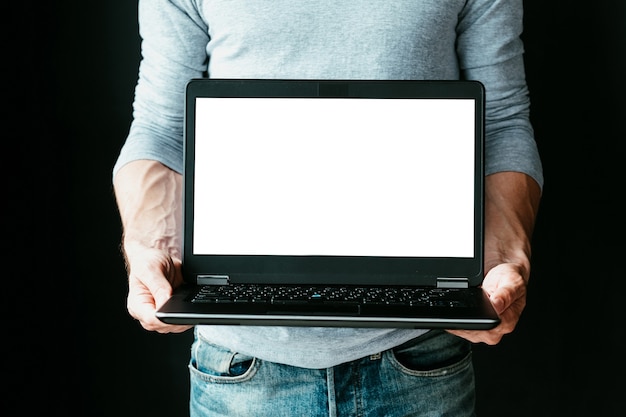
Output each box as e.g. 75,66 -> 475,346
125,248 -> 192,333
447,263 -> 529,345
127,281 -> 191,333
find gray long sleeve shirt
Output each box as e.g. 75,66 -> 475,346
114,0 -> 543,369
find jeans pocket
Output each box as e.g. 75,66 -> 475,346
388,330 -> 472,377
189,333 -> 257,383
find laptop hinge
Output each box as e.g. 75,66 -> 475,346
197,275 -> 230,286
436,277 -> 469,289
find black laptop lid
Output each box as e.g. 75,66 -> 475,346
183,79 -> 484,287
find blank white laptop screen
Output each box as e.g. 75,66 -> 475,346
193,97 -> 475,258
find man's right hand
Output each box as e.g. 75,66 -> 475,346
124,241 -> 192,333
114,160 -> 191,334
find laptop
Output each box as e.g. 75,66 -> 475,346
156,78 -> 500,329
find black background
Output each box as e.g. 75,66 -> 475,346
7,1 -> 625,416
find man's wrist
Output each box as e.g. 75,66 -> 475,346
123,235 -> 182,258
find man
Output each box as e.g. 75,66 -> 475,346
114,1 -> 543,415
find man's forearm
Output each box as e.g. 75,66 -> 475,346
113,160 -> 183,259
484,171 -> 542,279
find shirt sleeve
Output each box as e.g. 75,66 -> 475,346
113,0 -> 209,177
458,0 -> 544,188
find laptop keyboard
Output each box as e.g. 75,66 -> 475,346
191,284 -> 473,308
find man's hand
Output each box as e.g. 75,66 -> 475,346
124,241 -> 192,333
448,171 -> 541,345
448,262 -> 527,344
114,160 -> 191,334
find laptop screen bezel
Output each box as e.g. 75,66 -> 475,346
182,79 -> 485,287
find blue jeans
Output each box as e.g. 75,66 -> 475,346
189,329 -> 475,417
